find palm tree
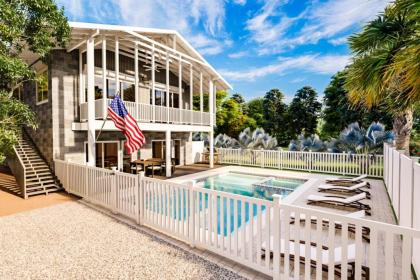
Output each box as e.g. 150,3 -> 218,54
345,0 -> 419,152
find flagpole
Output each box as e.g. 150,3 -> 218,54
96,92 -> 118,142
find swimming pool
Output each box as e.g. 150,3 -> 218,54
196,172 -> 306,201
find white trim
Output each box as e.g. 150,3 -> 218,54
84,140 -> 121,169
72,121 -> 212,132
35,67 -> 49,106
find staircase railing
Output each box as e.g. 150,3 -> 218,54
7,146 -> 27,198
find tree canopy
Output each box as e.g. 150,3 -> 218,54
345,0 -> 420,151
0,0 -> 70,163
286,86 -> 321,139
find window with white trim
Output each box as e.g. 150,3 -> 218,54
36,69 -> 48,104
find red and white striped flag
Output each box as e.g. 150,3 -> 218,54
108,95 -> 145,154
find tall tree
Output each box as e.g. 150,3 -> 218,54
345,0 -> 420,152
262,89 -> 288,145
246,97 -> 265,128
286,86 -> 321,139
321,71 -> 393,138
0,0 -> 70,163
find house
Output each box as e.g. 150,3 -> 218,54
11,22 -> 231,197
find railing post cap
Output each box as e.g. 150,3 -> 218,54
272,194 -> 282,203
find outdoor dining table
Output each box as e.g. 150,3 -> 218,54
130,158 -> 163,177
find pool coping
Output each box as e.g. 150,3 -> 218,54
168,165 -> 320,204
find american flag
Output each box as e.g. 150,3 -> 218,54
108,95 -> 145,154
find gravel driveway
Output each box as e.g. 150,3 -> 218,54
0,201 -> 244,280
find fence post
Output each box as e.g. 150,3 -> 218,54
85,165 -> 89,198
66,159 -> 69,191
111,171 -> 118,214
272,194 -> 281,280
309,150 -> 313,173
188,181 -> 196,247
342,151 -> 346,175
138,171 -> 144,225
261,149 -> 264,168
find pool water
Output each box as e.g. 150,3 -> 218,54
198,172 -> 305,201
194,172 -> 306,235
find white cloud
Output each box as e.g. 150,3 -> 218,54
228,51 -> 248,58
290,77 -> 305,83
233,0 -> 246,5
246,0 -> 390,54
328,36 -> 349,46
220,54 -> 350,80
58,0 -> 230,56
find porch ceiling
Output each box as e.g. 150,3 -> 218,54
67,22 -> 231,92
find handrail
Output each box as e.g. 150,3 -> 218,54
8,145 -> 27,198
80,98 -> 212,126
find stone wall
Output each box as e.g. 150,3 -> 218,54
22,62 -> 54,164
50,50 -> 86,165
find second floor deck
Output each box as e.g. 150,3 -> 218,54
80,99 -> 213,126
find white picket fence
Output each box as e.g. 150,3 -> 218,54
217,148 -> 384,178
383,143 -> 420,276
55,159 -> 420,279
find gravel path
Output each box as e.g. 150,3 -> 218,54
0,201 -> 244,280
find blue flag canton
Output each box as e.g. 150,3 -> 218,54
110,95 -> 128,118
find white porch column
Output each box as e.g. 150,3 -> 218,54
178,55 -> 183,122
102,38 -> 107,120
165,130 -> 172,177
213,84 -> 217,116
189,64 -> 193,124
166,51 -> 170,123
86,36 -> 96,166
134,42 -> 139,103
115,37 -> 119,95
151,43 -> 156,122
209,79 -> 214,168
199,72 -> 203,124
79,49 -> 84,104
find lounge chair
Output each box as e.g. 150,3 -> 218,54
318,182 -> 371,199
261,238 -> 369,278
290,210 -> 370,241
325,174 -> 370,187
307,193 -> 371,215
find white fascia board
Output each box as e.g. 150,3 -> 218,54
72,121 -> 212,132
69,22 -> 176,36
69,22 -> 232,91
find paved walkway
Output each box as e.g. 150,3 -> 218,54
0,165 -> 77,217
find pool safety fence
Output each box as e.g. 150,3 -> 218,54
54,159 -> 420,279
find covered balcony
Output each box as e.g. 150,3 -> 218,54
80,99 -> 213,126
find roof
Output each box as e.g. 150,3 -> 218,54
68,22 -> 232,90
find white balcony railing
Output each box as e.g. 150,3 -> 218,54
80,99 -> 213,126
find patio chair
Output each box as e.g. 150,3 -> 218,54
261,238 -> 369,278
325,174 -> 370,188
307,193 -> 371,215
290,210 -> 370,241
318,182 -> 371,199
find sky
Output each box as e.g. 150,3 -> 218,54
56,0 -> 391,102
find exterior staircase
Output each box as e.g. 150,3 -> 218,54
11,133 -> 62,198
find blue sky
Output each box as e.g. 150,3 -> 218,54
57,0 -> 390,102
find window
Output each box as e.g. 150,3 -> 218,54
36,70 -> 48,104
107,79 -> 117,99
121,81 -> 135,102
12,83 -> 23,100
150,89 -> 179,107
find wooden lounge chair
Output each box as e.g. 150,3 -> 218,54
318,182 -> 371,199
307,193 -> 371,215
289,210 -> 370,241
325,174 -> 370,188
261,238 -> 369,278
